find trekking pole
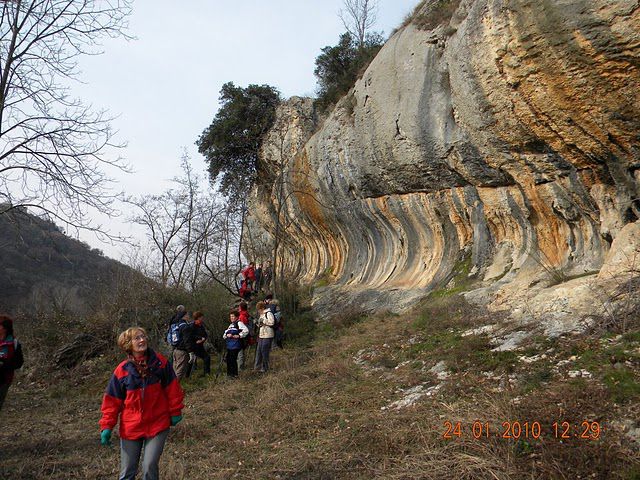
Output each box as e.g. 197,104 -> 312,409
214,348 -> 227,383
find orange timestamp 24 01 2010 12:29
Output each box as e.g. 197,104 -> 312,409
441,420 -> 603,441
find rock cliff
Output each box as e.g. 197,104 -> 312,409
250,0 -> 640,330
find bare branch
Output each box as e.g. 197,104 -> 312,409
0,0 -> 132,237
338,0 -> 378,49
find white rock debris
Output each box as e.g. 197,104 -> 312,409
462,324 -> 498,337
381,384 -> 442,411
429,360 -> 450,380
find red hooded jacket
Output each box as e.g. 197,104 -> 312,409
99,349 -> 184,440
242,265 -> 256,282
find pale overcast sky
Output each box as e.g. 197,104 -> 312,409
74,0 -> 418,260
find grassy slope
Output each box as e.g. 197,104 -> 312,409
1,294 -> 640,479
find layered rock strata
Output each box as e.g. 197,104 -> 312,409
250,0 -> 640,319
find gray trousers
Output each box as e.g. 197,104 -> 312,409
237,347 -> 249,370
120,428 -> 169,480
254,338 -> 273,372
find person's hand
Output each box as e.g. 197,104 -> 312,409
171,415 -> 183,426
233,335 -> 240,339
100,429 -> 112,447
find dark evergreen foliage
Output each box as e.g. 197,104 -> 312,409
314,32 -> 384,112
196,82 -> 281,202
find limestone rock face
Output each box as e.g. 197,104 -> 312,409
250,0 -> 640,317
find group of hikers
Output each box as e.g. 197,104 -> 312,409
164,292 -> 283,380
238,260 -> 273,301
99,282 -> 285,479
0,263 -> 284,479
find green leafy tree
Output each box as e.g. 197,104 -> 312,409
196,82 -> 281,203
313,32 -> 383,112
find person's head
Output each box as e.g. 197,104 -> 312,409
0,314 -> 14,339
249,261 -> 255,267
193,311 -> 204,326
118,327 -> 148,356
229,310 -> 238,322
239,302 -> 248,312
271,299 -> 279,307
264,294 -> 273,303
176,305 -> 185,312
256,301 -> 266,313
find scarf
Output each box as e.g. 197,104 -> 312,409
128,352 -> 149,380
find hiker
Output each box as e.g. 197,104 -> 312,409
237,302 -> 255,370
167,310 -> 191,380
185,311 -> 211,377
271,299 -> 285,349
264,295 -> 283,350
242,262 -> 256,291
262,261 -> 273,291
254,301 -> 275,373
0,315 -> 24,412
222,310 -> 248,378
254,263 -> 263,293
238,280 -> 252,301
100,327 -> 184,480
169,305 -> 186,325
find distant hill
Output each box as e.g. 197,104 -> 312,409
0,207 -> 139,315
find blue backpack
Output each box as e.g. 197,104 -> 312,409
166,320 -> 187,347
269,304 -> 281,327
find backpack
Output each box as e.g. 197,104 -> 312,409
166,320 -> 187,347
245,316 -> 256,337
269,304 -> 281,327
238,318 -> 254,348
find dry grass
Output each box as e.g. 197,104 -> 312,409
399,0 -> 463,33
1,295 -> 639,479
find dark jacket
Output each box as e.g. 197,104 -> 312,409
183,322 -> 208,352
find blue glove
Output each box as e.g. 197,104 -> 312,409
100,429 -> 112,446
171,415 -> 183,426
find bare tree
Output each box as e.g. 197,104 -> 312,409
339,0 -> 378,50
0,0 -> 132,238
128,152 -> 244,295
202,202 -> 246,295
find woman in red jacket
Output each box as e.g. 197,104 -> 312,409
100,327 -> 184,480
